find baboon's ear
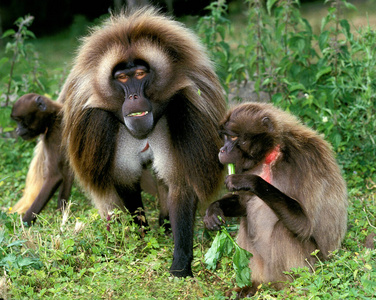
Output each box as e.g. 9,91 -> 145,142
35,96 -> 47,111
262,116 -> 273,132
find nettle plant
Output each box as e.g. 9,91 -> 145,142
198,0 -> 376,188
1,16 -> 43,105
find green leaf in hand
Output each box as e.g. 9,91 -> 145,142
228,163 -> 235,175
233,245 -> 253,287
205,224 -> 252,288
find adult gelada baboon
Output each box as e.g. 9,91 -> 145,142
10,93 -> 74,225
204,102 -> 348,297
59,8 -> 226,277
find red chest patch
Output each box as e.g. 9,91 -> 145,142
260,145 -> 281,183
141,142 -> 150,153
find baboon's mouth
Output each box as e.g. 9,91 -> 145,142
127,111 -> 149,117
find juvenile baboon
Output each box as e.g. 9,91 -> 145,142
11,93 -> 73,225
204,102 -> 347,296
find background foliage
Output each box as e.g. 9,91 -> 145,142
0,0 -> 375,299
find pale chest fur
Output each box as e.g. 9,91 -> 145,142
113,116 -> 175,184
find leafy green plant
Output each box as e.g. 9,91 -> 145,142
0,212 -> 43,273
205,224 -> 252,288
1,15 -> 36,106
196,0 -> 232,91
0,16 -> 42,135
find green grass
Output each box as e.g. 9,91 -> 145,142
1,135 -> 376,299
28,15 -> 102,70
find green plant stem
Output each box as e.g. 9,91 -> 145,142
5,40 -> 19,106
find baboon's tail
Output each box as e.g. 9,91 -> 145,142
12,141 -> 45,214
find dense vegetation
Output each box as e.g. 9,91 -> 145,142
0,0 -> 375,299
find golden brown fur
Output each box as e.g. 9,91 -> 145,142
205,102 -> 347,295
59,7 -> 226,277
12,140 -> 45,213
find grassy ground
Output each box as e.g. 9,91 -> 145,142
1,137 -> 375,299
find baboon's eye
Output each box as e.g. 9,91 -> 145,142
116,73 -> 129,83
135,70 -> 146,79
